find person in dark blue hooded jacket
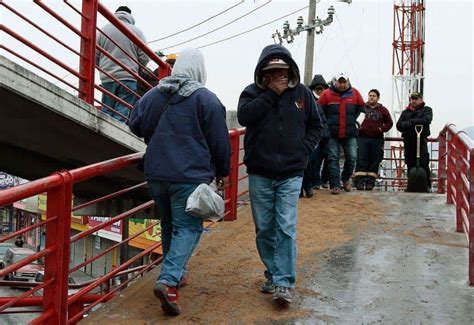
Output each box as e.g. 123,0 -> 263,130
238,44 -> 323,305
129,48 -> 230,316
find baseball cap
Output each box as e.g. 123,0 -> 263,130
410,91 -> 422,99
334,73 -> 349,81
262,58 -> 289,71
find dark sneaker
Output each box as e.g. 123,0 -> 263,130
154,282 -> 181,316
304,187 -> 314,198
272,286 -> 293,304
342,181 -> 352,192
260,279 -> 275,293
330,187 -> 340,195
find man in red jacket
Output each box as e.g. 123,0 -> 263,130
318,73 -> 365,194
354,89 -> 393,190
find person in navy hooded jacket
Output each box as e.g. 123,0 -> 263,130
238,44 -> 323,305
129,48 -> 230,316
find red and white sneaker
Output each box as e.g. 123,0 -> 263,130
154,282 -> 181,316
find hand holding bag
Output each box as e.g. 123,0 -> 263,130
186,183 -> 224,222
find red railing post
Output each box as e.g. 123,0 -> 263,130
79,0 -> 99,104
468,148 -> 474,286
225,129 -> 240,221
454,137 -> 463,232
42,171 -> 73,324
68,301 -> 84,324
446,130 -> 454,204
437,130 -> 447,194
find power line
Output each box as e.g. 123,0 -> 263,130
147,1 -> 245,44
196,5 -> 309,50
157,0 -> 272,51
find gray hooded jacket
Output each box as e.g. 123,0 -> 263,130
96,11 -> 149,83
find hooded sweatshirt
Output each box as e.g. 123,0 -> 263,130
96,11 -> 149,83
358,103 -> 393,138
129,48 -> 230,183
237,44 -> 323,179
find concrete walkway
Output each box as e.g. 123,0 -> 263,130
84,192 -> 473,324
302,192 -> 473,324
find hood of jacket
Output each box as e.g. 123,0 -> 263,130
115,11 -> 135,25
308,74 -> 329,90
158,48 -> 206,97
254,44 -> 300,89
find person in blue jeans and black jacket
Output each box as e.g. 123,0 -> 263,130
237,44 -> 323,305
129,48 -> 230,316
318,73 -> 365,194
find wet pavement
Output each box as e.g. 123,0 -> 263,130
83,192 -> 473,324
299,192 -> 473,324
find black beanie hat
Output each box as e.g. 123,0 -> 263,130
116,6 -> 131,14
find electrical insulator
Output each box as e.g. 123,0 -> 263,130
297,16 -> 304,28
327,6 -> 335,16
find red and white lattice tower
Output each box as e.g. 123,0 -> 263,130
391,0 -> 425,126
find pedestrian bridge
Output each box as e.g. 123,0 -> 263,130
83,192 -> 473,324
0,56 -> 145,199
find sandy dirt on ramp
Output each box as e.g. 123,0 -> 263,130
84,190 -> 385,324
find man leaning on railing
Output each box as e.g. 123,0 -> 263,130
96,5 -> 149,123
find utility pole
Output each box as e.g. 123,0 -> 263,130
304,0 -> 317,85
272,1 -> 351,84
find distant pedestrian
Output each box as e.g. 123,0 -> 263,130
96,6 -> 149,122
396,91 -> 433,191
129,48 -> 230,316
14,236 -> 24,248
318,73 -> 365,194
302,74 -> 330,197
238,44 -> 323,305
354,89 -> 393,190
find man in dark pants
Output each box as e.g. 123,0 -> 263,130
354,89 -> 393,190
396,91 -> 433,191
300,74 -> 330,197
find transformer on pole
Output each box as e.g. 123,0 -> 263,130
391,0 -> 426,126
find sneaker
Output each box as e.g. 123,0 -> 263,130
260,279 -> 275,293
313,185 -> 321,190
272,286 -> 293,304
342,181 -> 352,192
322,183 -> 329,189
154,282 -> 181,316
304,187 -> 314,198
330,187 -> 340,195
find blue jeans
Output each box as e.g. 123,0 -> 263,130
326,137 -> 358,188
101,80 -> 137,123
147,181 -> 203,287
248,174 -> 302,288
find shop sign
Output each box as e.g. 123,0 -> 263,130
88,216 -> 122,242
129,218 -> 161,242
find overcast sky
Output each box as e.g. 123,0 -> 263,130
2,0 -> 473,136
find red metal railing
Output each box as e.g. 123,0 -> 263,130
0,128 -> 247,323
438,124 -> 474,285
1,0 -> 171,122
379,137 -> 439,191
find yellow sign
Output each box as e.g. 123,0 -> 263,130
37,194 -> 47,212
129,219 -> 161,242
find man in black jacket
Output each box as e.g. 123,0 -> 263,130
396,91 -> 433,191
238,44 -> 323,305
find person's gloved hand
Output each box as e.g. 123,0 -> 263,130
410,118 -> 424,124
399,120 -> 412,128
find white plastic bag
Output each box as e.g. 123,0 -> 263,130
186,183 -> 224,222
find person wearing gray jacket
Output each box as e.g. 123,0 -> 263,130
96,6 -> 149,122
